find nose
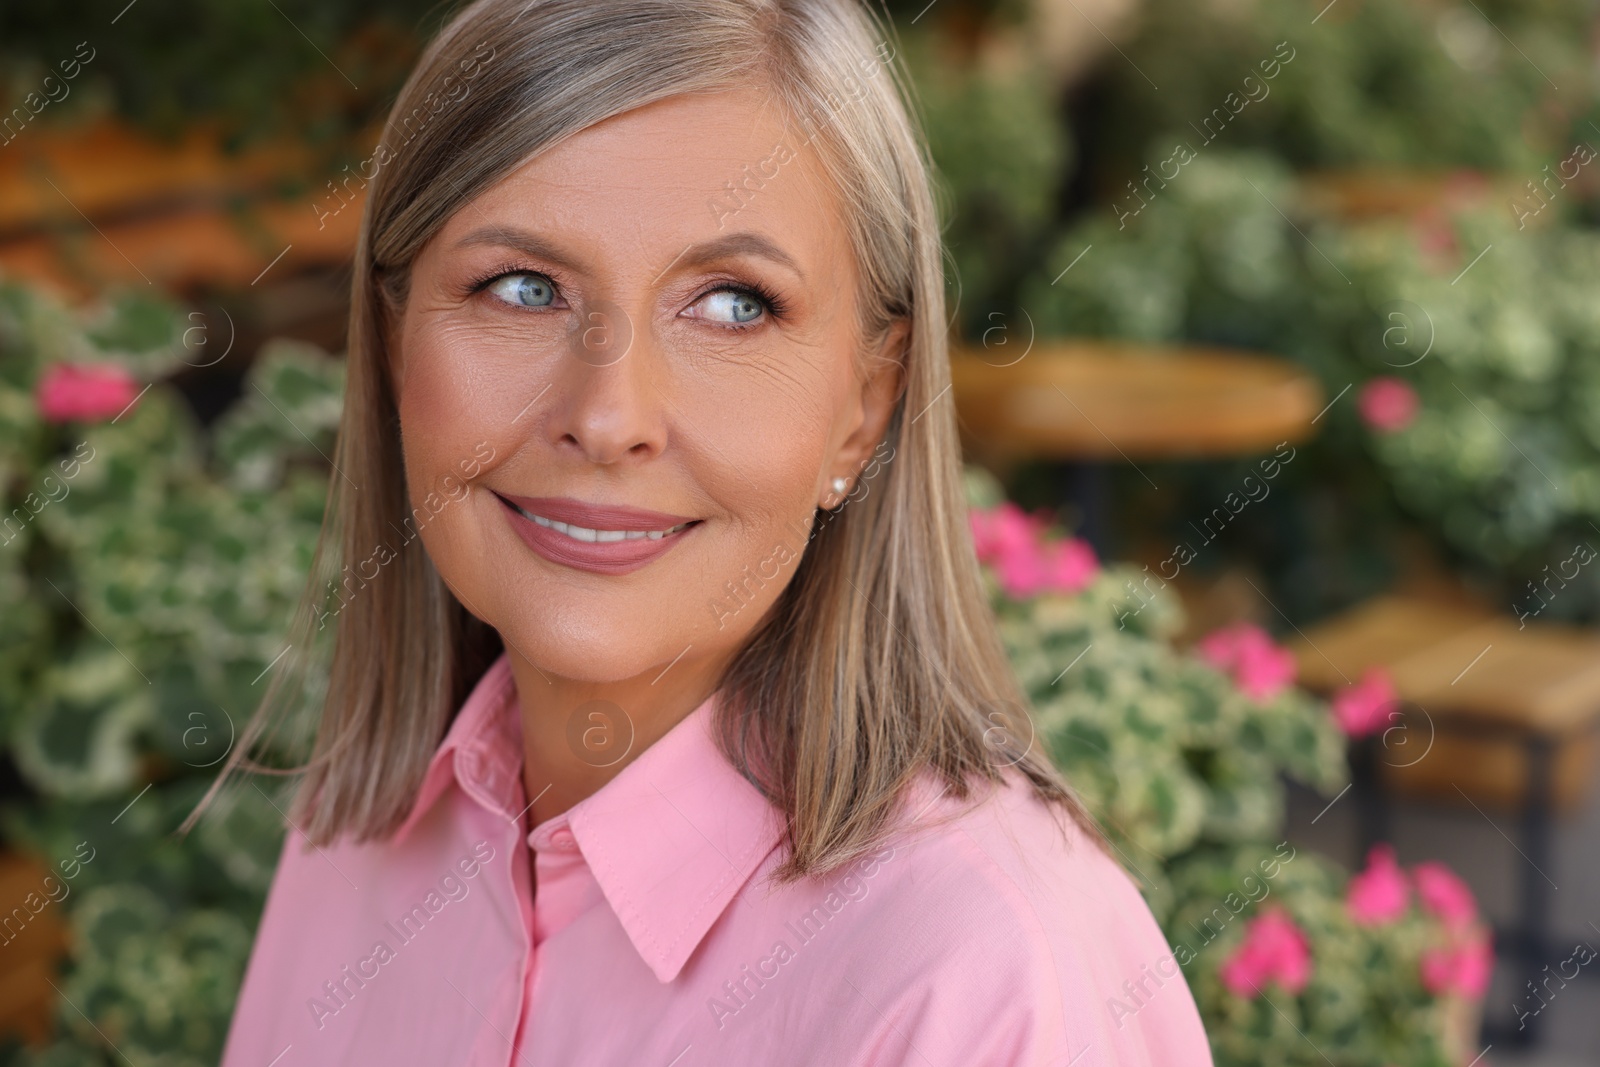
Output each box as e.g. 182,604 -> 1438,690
543,303 -> 667,466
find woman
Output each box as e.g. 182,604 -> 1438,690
206,0 -> 1213,1062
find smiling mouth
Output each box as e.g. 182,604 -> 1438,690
503,498 -> 695,542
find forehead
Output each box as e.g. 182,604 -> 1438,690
435,84 -> 851,274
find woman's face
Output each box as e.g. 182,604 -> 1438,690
391,85 -> 903,686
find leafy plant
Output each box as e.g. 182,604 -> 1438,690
967,468 -> 1483,1064
1019,145 -> 1600,618
1090,0 -> 1591,175
0,2 -> 439,148
898,28 -> 1071,337
0,279 -> 333,1067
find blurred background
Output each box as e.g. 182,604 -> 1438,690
3,0 -> 1600,1063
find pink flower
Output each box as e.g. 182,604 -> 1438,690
1455,932 -> 1494,998
1234,638 -> 1297,702
995,545 -> 1049,599
969,503 -> 1042,565
1332,667 -> 1399,737
1217,946 -> 1270,998
36,363 -> 140,423
1195,622 -> 1297,702
1346,844 -> 1410,926
1041,538 -> 1099,595
1413,862 -> 1479,930
1358,377 -> 1418,433
1420,929 -> 1494,998
1195,622 -> 1265,669
1219,907 -> 1313,998
1418,948 -> 1454,996
970,503 -> 1098,598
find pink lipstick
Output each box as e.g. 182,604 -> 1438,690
493,492 -> 699,575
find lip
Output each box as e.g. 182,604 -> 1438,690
492,492 -> 699,575
497,494 -> 696,530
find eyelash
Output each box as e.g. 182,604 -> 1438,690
464,260 -> 563,299
463,263 -> 789,330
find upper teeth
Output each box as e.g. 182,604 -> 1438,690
514,503 -> 689,542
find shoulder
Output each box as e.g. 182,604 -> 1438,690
868,767 -> 1145,956
220,780 -> 527,1067
817,768 -> 1214,1067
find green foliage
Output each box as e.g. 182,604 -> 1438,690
965,466 -> 1468,1063
899,27 -> 1071,335
0,2 -> 439,147
0,280 -> 331,1067
891,0 -> 1600,620
1167,844 -> 1457,1067
56,885 -> 251,1066
1095,0 -> 1590,172
1021,150 -> 1301,345
966,468 -> 1346,912
1019,146 -> 1600,609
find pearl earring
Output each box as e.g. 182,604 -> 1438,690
832,477 -> 848,495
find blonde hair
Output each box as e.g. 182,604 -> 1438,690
186,0 -> 1112,883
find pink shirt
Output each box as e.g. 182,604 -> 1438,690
221,653 -> 1213,1066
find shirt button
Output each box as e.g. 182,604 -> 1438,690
550,828 -> 576,851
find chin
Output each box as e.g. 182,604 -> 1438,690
492,609 -> 682,686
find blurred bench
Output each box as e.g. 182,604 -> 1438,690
1289,593 -> 1600,1047
0,119 -> 359,299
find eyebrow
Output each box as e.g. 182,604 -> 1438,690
454,226 -> 805,285
455,226 -> 590,275
671,232 -> 806,284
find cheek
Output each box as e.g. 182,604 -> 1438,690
395,320 -> 548,483
675,343 -> 844,525
671,377 -> 834,644
392,321 -> 540,593
669,347 -> 857,630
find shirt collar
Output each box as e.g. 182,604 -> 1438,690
394,651 -> 786,983
392,652 -> 525,846
536,687 -> 786,983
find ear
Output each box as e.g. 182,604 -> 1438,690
821,317 -> 908,507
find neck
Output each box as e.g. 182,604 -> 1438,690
507,643 -> 731,830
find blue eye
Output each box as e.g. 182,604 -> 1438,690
699,289 -> 765,324
487,272 -> 557,307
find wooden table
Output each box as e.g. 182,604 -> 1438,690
1295,169 -> 1530,226
949,340 -> 1324,553
949,340 -> 1324,461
